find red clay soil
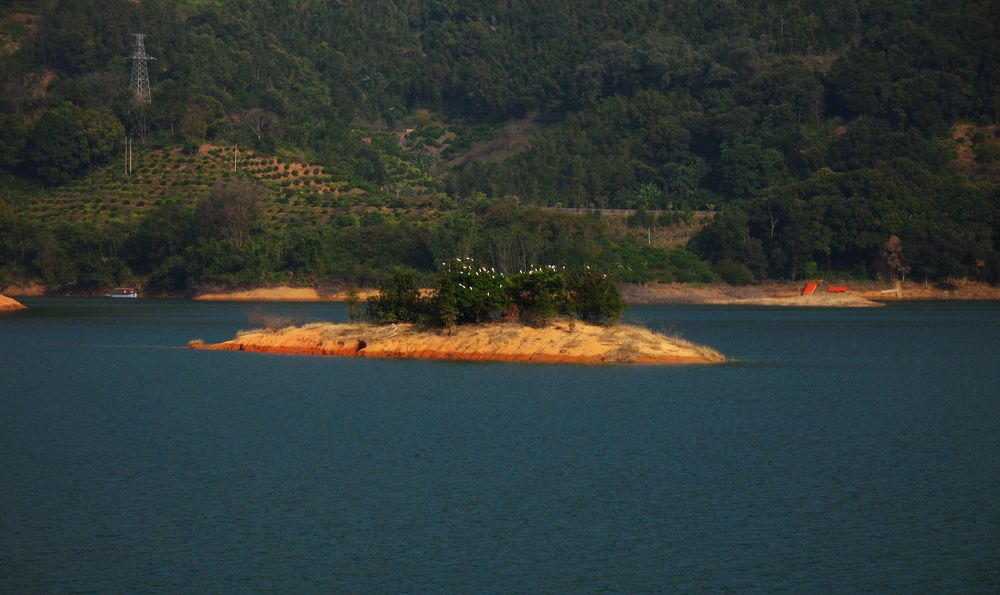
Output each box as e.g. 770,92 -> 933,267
0,294 -> 27,311
192,341 -> 713,365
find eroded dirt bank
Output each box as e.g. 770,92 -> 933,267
622,280 -> 1000,306
193,286 -> 381,302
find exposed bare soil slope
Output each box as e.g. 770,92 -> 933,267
0,283 -> 45,296
622,283 -> 883,307
194,286 -> 379,302
623,280 -> 1000,305
191,320 -> 725,365
0,294 -> 27,311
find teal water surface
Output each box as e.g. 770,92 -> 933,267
1,298 -> 999,591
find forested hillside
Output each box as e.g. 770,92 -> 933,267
1,0 -> 998,291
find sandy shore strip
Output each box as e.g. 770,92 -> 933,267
0,294 -> 27,311
195,280 -> 1000,306
190,320 -> 726,365
622,283 -> 883,307
193,283 -> 881,306
620,280 -> 1000,306
722,293 -> 882,307
194,285 -> 380,302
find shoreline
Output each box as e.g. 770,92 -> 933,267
6,280 -> 1000,305
192,285 -> 380,302
190,320 -> 726,365
168,280 -> 1000,306
621,280 -> 1000,306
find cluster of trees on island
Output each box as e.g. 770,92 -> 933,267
365,260 -> 625,327
1,0 -> 999,288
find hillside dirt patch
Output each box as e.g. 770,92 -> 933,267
444,112 -> 542,171
951,123 -> 1000,183
0,283 -> 45,296
0,13 -> 40,55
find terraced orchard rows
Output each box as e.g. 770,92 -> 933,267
20,145 -> 439,228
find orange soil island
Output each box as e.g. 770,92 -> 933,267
190,320 -> 726,365
0,294 -> 27,311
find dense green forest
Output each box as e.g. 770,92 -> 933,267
1,0 -> 999,292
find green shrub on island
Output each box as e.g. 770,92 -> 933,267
365,269 -> 427,324
366,260 -> 625,327
509,267 -> 564,325
434,259 -> 512,324
565,267 -> 626,323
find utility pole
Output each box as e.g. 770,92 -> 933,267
129,34 -> 154,103
233,145 -> 238,172
124,137 -> 133,174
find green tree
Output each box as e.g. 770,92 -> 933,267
366,269 -> 426,323
508,266 -> 566,325
82,108 -> 126,167
827,48 -> 893,117
0,114 -> 28,172
567,268 -> 625,323
27,104 -> 93,184
718,142 -> 787,200
194,179 -> 267,249
26,104 -> 124,184
126,202 -> 196,274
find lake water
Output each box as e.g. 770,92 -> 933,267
2,298 -> 999,592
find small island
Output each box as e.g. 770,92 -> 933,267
191,261 -> 725,365
0,294 -> 27,312
190,320 -> 725,365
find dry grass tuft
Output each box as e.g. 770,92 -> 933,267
248,307 -> 300,332
562,337 -> 582,349
490,324 -> 522,344
604,340 -> 640,363
652,328 -> 726,362
314,321 -> 410,344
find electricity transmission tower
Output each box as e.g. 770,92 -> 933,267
129,33 -> 154,103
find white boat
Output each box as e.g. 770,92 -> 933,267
106,287 -> 139,298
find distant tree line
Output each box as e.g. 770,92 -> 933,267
0,180 -> 714,292
690,166 -> 1000,283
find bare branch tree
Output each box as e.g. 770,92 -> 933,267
238,108 -> 279,141
881,235 -> 911,282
